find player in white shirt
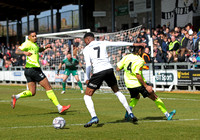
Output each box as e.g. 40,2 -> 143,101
83,32 -> 145,127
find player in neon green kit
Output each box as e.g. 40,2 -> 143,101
116,45 -> 176,120
11,31 -> 71,113
57,53 -> 84,94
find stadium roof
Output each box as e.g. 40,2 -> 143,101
0,0 -> 77,21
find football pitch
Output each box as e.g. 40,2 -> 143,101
0,85 -> 200,140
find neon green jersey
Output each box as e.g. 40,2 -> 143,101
19,39 -> 40,68
117,53 -> 146,88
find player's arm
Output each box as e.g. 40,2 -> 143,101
57,63 -> 63,75
15,46 -> 32,56
135,63 -> 154,94
104,41 -> 146,47
83,49 -> 91,84
39,44 -> 51,52
116,56 -> 125,71
79,62 -> 85,72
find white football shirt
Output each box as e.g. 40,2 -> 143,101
83,41 -> 133,80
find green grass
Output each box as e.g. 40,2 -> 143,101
0,85 -> 200,140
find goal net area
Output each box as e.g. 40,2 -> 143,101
36,26 -> 142,92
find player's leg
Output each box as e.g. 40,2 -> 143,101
106,69 -> 137,122
84,73 -> 102,127
84,87 -> 99,127
61,74 -> 68,94
11,82 -> 35,109
11,68 -> 36,109
39,77 -> 71,113
74,74 -> 84,93
148,90 -> 176,120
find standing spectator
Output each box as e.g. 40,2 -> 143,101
142,47 -> 151,69
168,36 -> 181,62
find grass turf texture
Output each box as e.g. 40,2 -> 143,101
0,85 -> 200,140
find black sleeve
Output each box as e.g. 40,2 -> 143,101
144,55 -> 151,63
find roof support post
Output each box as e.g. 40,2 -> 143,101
111,0 -> 115,32
17,19 -> 22,43
51,5 -> 54,33
6,18 -> 9,46
27,12 -> 30,34
34,15 -> 38,33
56,9 -> 61,32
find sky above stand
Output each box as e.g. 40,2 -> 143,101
0,4 -> 78,25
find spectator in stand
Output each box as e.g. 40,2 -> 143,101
46,55 -> 51,67
11,57 -> 20,66
1,43 -> 7,54
161,35 -> 169,62
142,47 -> 151,69
6,49 -> 12,60
20,55 -> 26,68
195,50 -> 200,62
187,34 -> 194,53
153,44 -> 165,63
195,32 -> 200,51
50,54 -> 56,69
187,51 -> 197,63
168,35 -> 181,62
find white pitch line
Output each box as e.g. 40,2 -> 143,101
0,119 -> 199,129
0,96 -> 200,103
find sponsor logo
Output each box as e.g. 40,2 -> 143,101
89,83 -> 97,88
155,73 -> 174,82
13,72 -> 21,76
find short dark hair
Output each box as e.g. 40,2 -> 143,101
28,31 -> 36,35
131,45 -> 144,54
84,32 -> 94,38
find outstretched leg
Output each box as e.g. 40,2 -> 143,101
39,77 -> 71,113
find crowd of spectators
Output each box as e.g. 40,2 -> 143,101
0,23 -> 200,70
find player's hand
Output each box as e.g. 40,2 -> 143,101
45,44 -> 52,49
24,52 -> 32,56
57,69 -> 60,75
145,85 -> 154,94
81,66 -> 85,72
85,80 -> 89,85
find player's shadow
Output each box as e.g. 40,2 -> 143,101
95,118 -> 139,127
17,110 -> 77,116
140,116 -> 165,120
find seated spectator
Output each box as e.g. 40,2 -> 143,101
187,51 -> 197,63
196,50 -> 200,62
11,57 -> 20,66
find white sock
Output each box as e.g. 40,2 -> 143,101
57,104 -> 62,112
115,91 -> 132,115
164,112 -> 170,118
84,95 -> 97,118
15,94 -> 20,100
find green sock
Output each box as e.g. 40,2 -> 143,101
77,81 -> 83,90
16,90 -> 32,99
46,90 -> 60,106
129,98 -> 139,108
154,97 -> 168,114
62,82 -> 66,91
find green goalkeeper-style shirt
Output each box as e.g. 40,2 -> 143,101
19,39 -> 40,68
117,53 -> 146,88
62,58 -> 79,70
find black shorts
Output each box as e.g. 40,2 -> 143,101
127,86 -> 150,98
24,67 -> 46,83
87,68 -> 117,89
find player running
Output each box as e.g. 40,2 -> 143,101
116,45 -> 176,121
57,52 -> 84,94
11,31 -> 71,113
82,32 -> 145,127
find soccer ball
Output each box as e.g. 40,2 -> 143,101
52,117 -> 66,129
